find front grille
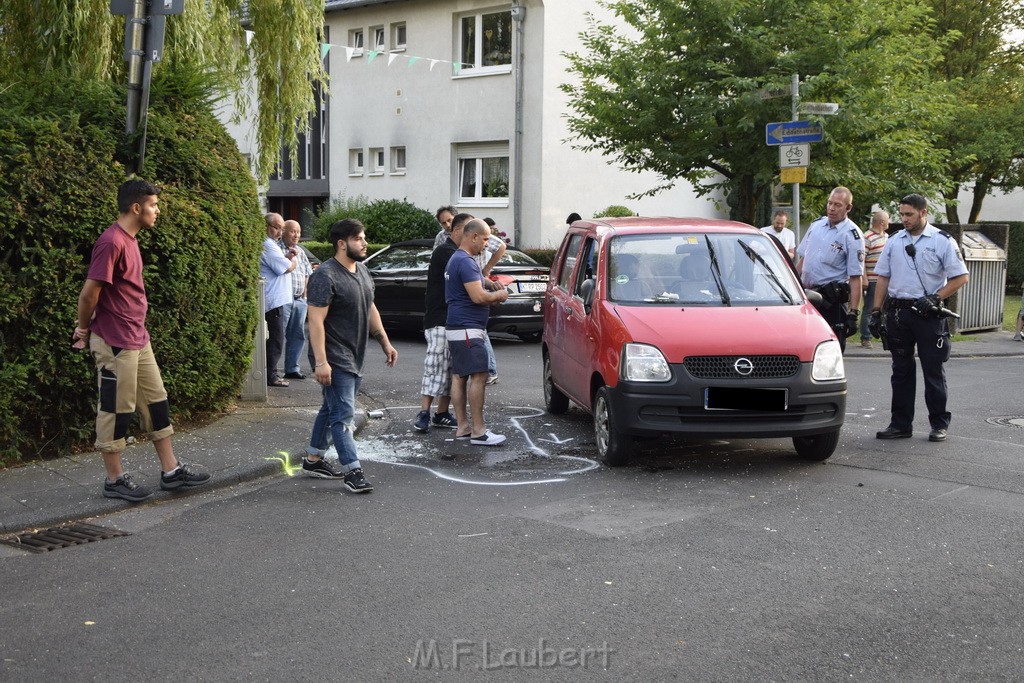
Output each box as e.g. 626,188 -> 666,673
684,355 -> 801,379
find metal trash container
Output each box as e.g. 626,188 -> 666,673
957,231 -> 1007,333
241,278 -> 268,402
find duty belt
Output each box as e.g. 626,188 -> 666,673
888,298 -> 917,309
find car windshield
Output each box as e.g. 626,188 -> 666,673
607,232 -> 804,306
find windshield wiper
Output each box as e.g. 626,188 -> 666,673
703,236 -> 731,305
737,239 -> 795,304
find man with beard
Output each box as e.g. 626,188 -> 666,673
301,218 -> 398,492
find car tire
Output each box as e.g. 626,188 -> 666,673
543,354 -> 570,414
792,429 -> 840,461
594,386 -> 631,467
518,331 -> 543,343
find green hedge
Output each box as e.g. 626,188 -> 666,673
981,221 -> 1023,292
309,196 -> 438,244
0,73 -> 262,464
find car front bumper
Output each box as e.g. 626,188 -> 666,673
607,363 -> 846,439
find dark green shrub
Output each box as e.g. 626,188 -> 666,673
521,249 -> 556,267
594,205 -> 635,218
0,73 -> 262,464
310,196 -> 437,244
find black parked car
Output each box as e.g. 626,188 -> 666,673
364,239 -> 550,342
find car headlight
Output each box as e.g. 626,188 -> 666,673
811,340 -> 845,381
622,343 -> 671,382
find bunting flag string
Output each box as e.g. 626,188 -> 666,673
321,41 -> 471,76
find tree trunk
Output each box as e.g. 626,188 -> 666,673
943,185 -> 961,224
968,173 -> 993,223
727,175 -> 758,225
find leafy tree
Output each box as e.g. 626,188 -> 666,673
562,0 -> 958,226
0,0 -> 326,181
927,0 -> 1024,223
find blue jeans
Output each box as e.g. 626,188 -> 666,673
306,367 -> 362,473
280,297 -> 307,375
860,281 -> 877,340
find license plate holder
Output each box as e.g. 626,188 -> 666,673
704,387 -> 788,411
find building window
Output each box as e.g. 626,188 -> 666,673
456,142 -> 509,205
349,29 -> 364,57
372,26 -> 385,52
349,148 -> 364,175
458,11 -> 512,72
369,147 -> 385,175
391,23 -> 407,51
391,146 -> 406,173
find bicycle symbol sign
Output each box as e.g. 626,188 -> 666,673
780,143 -> 809,168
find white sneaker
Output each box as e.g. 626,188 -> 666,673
1013,333 -> 1022,341
470,430 -> 506,446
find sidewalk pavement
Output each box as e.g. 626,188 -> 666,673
2,331 -> 1022,536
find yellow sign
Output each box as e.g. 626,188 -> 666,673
780,167 -> 807,184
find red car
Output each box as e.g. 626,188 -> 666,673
542,217 -> 847,465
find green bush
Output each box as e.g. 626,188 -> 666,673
310,195 -> 437,244
594,205 -> 635,218
0,73 -> 262,464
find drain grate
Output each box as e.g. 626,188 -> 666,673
986,416 -> 1024,430
0,522 -> 130,553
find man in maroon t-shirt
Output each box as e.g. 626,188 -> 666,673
73,179 -> 210,502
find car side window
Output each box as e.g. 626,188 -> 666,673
556,234 -> 585,291
572,238 -> 597,297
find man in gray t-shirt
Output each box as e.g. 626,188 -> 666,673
302,218 -> 398,493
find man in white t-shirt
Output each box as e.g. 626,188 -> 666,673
761,209 -> 796,259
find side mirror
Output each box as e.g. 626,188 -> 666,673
579,278 -> 595,311
804,288 -> 823,306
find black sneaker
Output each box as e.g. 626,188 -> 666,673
414,410 -> 431,433
432,411 -> 457,428
160,462 -> 212,490
103,474 -> 153,502
302,456 -> 344,479
342,468 -> 374,493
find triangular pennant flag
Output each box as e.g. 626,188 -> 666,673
428,59 -> 438,71
452,62 -> 462,76
344,46 -> 354,62
388,53 -> 398,66
406,56 -> 420,67
321,43 -> 331,60
367,50 -> 379,64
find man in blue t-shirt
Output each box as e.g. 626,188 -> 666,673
444,219 -> 509,447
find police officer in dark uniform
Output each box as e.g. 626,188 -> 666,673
796,186 -> 865,352
868,193 -> 969,442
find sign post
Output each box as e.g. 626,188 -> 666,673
110,0 -> 185,175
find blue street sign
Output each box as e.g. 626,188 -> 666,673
765,120 -> 824,146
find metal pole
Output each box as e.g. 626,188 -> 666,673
791,73 -> 801,244
124,0 -> 147,173
512,2 -> 525,246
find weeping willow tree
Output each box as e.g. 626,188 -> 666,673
0,0 -> 326,181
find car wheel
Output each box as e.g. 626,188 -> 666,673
594,386 -> 631,467
543,354 -> 569,414
792,429 -> 840,461
518,331 -> 543,343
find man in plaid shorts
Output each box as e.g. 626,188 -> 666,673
414,213 -> 474,433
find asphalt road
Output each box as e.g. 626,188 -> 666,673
2,334 -> 1022,680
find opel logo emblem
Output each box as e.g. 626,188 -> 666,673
734,357 -> 754,376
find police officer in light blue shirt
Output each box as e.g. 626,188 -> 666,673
868,193 -> 969,443
796,186 -> 865,352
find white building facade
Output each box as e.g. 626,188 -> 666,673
257,0 -> 724,248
